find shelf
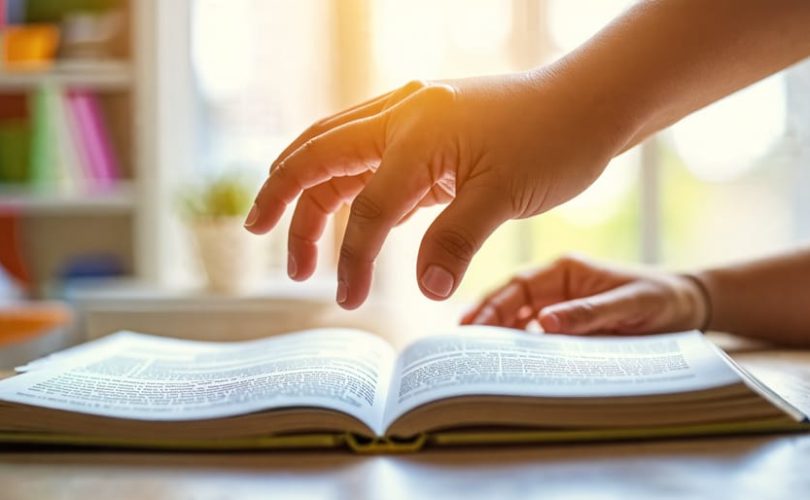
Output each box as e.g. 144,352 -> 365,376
0,61 -> 133,91
0,182 -> 135,215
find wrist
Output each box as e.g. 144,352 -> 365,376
526,60 -> 643,161
678,272 -> 713,332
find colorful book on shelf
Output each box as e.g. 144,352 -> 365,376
68,89 -> 121,187
0,123 -> 29,183
0,94 -> 30,183
28,85 -> 60,189
29,84 -> 84,191
3,0 -> 25,26
51,86 -> 87,190
0,327 -> 807,453
52,88 -> 94,188
26,86 -> 121,192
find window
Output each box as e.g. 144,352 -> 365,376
188,0 -> 808,311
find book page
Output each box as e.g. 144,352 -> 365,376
0,329 -> 395,432
384,327 -> 743,428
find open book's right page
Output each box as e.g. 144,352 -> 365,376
384,327 -> 743,428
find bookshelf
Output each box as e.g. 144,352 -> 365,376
0,61 -> 133,91
0,181 -> 134,215
0,0 -> 156,295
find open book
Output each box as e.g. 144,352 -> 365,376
0,327 -> 806,452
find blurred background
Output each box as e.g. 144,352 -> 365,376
1,0 -> 809,355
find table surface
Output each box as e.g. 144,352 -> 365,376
2,334 -> 809,500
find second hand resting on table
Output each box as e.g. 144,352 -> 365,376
243,0 -> 810,345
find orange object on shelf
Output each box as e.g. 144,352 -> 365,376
1,24 -> 60,70
0,303 -> 73,345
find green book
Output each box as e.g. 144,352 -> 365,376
28,85 -> 59,188
0,119 -> 31,183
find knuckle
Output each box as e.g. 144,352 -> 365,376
386,80 -> 429,109
554,252 -> 586,270
570,299 -> 598,324
484,303 -> 503,323
414,83 -> 457,108
288,230 -> 316,246
432,227 -> 477,265
508,276 -> 533,303
300,138 -> 317,153
308,118 -> 329,134
404,79 -> 429,93
271,163 -> 288,180
339,244 -> 372,265
349,194 -> 383,222
299,125 -> 321,144
300,190 -> 329,215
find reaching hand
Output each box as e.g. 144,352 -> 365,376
461,254 -> 709,335
244,71 -> 626,309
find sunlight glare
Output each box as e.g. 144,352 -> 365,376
191,0 -> 255,101
670,75 -> 786,182
548,0 -> 635,52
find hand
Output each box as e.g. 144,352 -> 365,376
245,69 -> 628,309
461,254 -> 709,335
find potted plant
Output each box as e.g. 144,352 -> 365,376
180,175 -> 263,294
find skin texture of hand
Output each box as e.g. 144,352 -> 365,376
244,73 -> 625,309
461,254 -> 708,336
245,0 -> 810,310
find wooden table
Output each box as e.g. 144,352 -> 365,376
1,336 -> 809,499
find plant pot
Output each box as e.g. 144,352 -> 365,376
190,217 -> 263,294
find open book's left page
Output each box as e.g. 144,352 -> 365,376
0,329 -> 395,432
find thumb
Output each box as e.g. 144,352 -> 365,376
538,283 -> 650,335
417,185 -> 513,300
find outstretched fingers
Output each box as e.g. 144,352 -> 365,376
288,173 -> 371,281
335,146 -> 434,310
269,80 -> 429,174
269,90 -> 394,175
246,115 -> 384,235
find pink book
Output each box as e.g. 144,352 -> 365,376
67,90 -> 122,188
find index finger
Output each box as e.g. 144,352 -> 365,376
269,90 -> 395,174
245,115 -> 385,234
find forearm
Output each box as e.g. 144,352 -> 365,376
546,0 -> 810,154
695,247 -> 810,346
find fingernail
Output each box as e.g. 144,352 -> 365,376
244,204 -> 259,228
287,254 -> 298,279
336,279 -> 348,304
542,313 -> 561,332
421,265 -> 455,299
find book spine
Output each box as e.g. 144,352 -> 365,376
0,94 -> 30,183
0,121 -> 30,183
28,85 -> 58,189
63,91 -> 97,189
5,0 -> 25,26
49,87 -> 86,192
70,90 -> 120,187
